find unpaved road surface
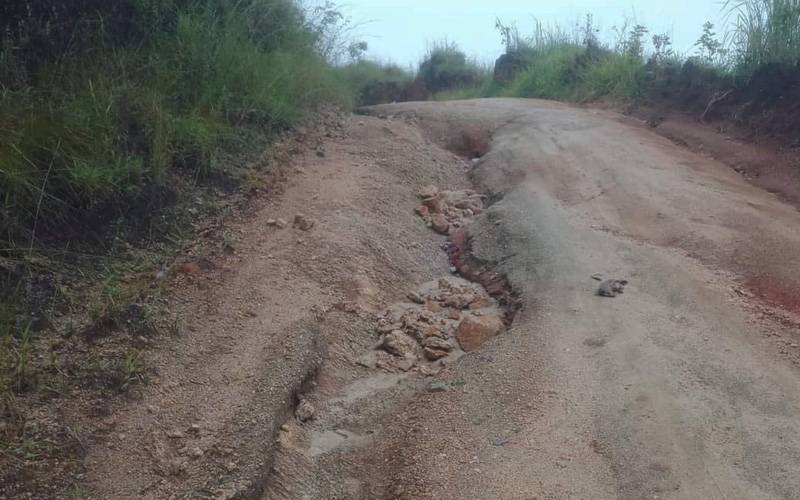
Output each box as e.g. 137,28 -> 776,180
355,99 -> 800,499
78,99 -> 800,499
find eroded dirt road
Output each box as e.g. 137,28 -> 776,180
78,99 -> 800,499
353,99 -> 800,499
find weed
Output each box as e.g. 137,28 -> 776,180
0,0 -> 353,251
0,322 -> 34,395
457,6 -> 799,109
116,350 -> 145,392
83,349 -> 146,393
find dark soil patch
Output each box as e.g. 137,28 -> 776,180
446,227 -> 521,325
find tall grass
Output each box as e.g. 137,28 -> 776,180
0,0 -> 350,252
725,0 -> 800,71
452,4 -> 799,106
495,18 -> 648,102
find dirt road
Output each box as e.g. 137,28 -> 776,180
354,99 -> 800,499
79,99 -> 800,499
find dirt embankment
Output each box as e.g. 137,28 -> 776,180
606,63 -> 800,206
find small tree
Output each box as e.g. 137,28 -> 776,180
624,24 -> 650,58
580,14 -> 600,49
694,21 -> 726,64
347,41 -> 368,62
652,32 -> 675,63
495,19 -> 528,52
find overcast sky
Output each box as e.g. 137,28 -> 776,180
340,0 -> 731,67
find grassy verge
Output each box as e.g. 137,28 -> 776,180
0,0 -> 354,494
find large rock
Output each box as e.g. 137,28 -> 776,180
430,214 -> 450,235
456,314 -> 504,352
423,195 -> 446,214
417,185 -> 439,199
423,336 -> 454,351
382,330 -> 419,358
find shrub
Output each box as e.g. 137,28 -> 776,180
418,41 -> 486,93
336,60 -> 415,106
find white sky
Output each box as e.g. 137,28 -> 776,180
340,0 -> 731,67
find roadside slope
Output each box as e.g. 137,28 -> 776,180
79,113 -> 472,498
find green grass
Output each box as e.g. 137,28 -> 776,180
725,0 -> 800,72
434,6 -> 799,107
419,41 -> 489,94
0,0 -> 351,253
0,0 -> 355,425
502,45 -> 586,100
433,82 -> 497,101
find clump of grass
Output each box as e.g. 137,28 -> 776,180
725,0 -> 800,72
0,323 -> 34,396
83,349 -> 146,393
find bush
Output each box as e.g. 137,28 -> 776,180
503,45 -> 586,100
418,41 -> 486,93
336,60 -> 415,106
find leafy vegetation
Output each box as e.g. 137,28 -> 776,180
0,0 -> 350,253
725,0 -> 800,72
0,2 -> 356,479
418,41 -> 488,94
436,1 -> 800,112
336,60 -> 415,106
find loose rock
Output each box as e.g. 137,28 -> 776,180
456,314 -> 505,352
431,214 -> 450,235
382,330 -> 419,358
424,348 -> 450,361
295,398 -> 315,422
423,337 -> 454,352
417,185 -> 439,199
180,262 -> 201,275
428,381 -> 450,393
395,354 -> 418,372
294,214 -> 315,231
169,459 -> 188,476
